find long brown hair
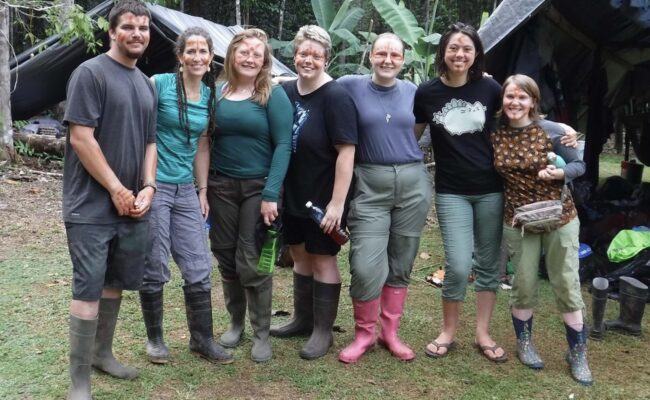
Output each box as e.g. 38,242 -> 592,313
174,27 -> 217,143
220,28 -> 272,106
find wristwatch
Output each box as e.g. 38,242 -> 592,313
142,181 -> 157,193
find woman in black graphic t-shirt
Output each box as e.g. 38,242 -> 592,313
270,25 -> 358,361
414,22 -> 508,363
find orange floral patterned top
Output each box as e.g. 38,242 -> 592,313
491,120 -> 581,228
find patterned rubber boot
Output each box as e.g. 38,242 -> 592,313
565,323 -> 593,386
512,314 -> 544,369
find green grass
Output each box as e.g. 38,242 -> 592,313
1,157 -> 649,399
598,153 -> 649,185
2,222 -> 650,399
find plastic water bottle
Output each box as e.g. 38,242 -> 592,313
547,152 -> 566,168
257,229 -> 279,274
305,201 -> 349,245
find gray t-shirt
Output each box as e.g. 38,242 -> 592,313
337,75 -> 422,164
63,53 -> 157,224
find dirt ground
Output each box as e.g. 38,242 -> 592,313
0,158 -> 66,262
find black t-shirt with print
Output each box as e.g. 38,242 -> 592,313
414,77 -> 503,195
281,80 -> 358,218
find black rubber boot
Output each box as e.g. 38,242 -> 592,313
139,290 -> 170,363
92,298 -> 138,380
565,324 -> 593,386
219,279 -> 247,348
245,279 -> 273,363
512,315 -> 544,369
68,315 -> 97,400
590,277 -> 609,340
270,272 -> 314,337
300,281 -> 341,360
184,289 -> 234,364
605,276 -> 649,336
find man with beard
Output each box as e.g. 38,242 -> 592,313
62,1 -> 157,398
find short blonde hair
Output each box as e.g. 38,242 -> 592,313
293,25 -> 332,61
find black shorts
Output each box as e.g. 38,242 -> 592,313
282,213 -> 342,256
65,221 -> 150,300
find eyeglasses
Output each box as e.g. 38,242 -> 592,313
296,51 -> 326,62
236,49 -> 264,60
372,51 -> 404,61
446,45 -> 475,54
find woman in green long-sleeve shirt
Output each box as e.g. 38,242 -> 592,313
206,28 -> 293,363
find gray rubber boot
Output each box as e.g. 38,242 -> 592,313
245,279 -> 273,363
270,272 -> 314,337
605,276 -> 648,336
219,279 -> 247,348
92,297 -> 138,380
300,281 -> 341,360
68,315 -> 97,400
184,289 -> 234,364
139,290 -> 170,363
590,277 -> 609,340
565,323 -> 593,386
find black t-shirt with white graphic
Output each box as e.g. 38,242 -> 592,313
414,77 -> 503,195
282,80 -> 358,218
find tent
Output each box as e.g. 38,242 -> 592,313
10,0 -> 294,121
478,0 -> 650,183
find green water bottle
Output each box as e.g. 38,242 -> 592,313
257,229 -> 279,274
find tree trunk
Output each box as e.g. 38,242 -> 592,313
235,0 -> 241,25
14,131 -> 66,157
278,0 -> 286,40
59,0 -> 74,29
0,4 -> 13,161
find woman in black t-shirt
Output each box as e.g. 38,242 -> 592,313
414,22 -> 509,363
269,25 -> 358,360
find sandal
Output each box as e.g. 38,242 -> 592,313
424,340 -> 456,359
474,342 -> 508,363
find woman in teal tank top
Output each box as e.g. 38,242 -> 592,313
138,27 -> 233,366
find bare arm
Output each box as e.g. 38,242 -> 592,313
193,132 -> 210,219
130,142 -> 158,219
414,122 -> 427,141
69,124 -> 134,216
322,144 -> 355,234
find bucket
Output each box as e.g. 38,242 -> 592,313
621,159 -> 644,184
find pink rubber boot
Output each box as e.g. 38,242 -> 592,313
377,286 -> 415,361
338,297 -> 380,364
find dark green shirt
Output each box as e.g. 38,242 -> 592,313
211,84 -> 293,201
